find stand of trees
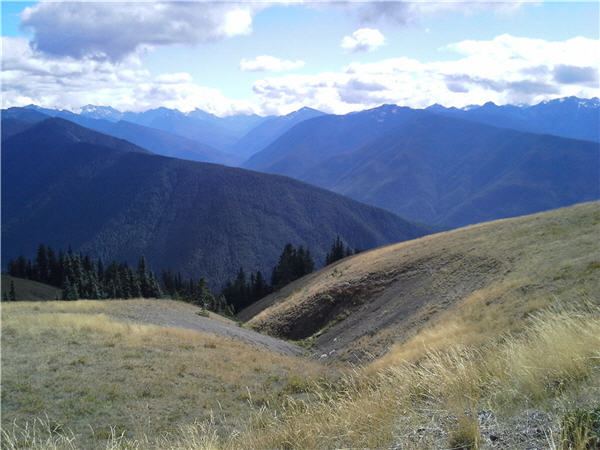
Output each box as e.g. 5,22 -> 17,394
221,243 -> 315,312
161,270 -> 231,314
325,235 -> 361,265
6,244 -> 162,301
2,281 -> 17,302
6,236 -> 358,311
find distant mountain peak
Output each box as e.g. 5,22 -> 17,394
79,104 -> 123,121
287,106 -> 323,117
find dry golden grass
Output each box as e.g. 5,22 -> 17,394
6,304 -> 595,449
3,203 -> 599,449
1,300 -> 326,449
225,305 -> 600,449
247,202 -> 599,363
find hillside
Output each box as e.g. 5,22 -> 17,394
4,107 -> 239,165
1,275 -> 61,301
244,110 -> 598,227
2,118 -> 430,288
243,202 -> 600,363
428,96 -> 600,142
4,204 -> 598,449
243,105 -> 427,177
230,107 -> 325,159
1,299 -> 324,448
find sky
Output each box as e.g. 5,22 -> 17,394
1,1 -> 599,116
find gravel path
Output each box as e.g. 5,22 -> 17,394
109,300 -> 305,357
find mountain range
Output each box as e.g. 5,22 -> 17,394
2,96 -> 598,283
1,117 -> 429,287
244,104 -> 599,227
6,107 -> 239,165
427,96 -> 600,142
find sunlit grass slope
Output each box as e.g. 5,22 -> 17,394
2,203 -> 599,449
1,300 -> 326,449
245,201 -> 599,364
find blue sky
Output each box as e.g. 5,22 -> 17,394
1,1 -> 598,115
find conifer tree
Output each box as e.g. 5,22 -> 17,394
9,281 -> 17,301
326,235 -> 347,265
34,244 -> 49,283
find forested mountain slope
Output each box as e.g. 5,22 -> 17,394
2,118 -> 430,287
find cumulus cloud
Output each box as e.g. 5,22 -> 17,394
239,55 -> 305,72
0,36 -> 254,115
341,28 -> 385,53
2,33 -> 599,117
17,1 -> 532,63
350,1 -> 526,26
20,2 -> 258,61
553,65 -> 598,85
251,35 -> 600,114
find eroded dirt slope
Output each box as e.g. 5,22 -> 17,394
243,202 -> 599,363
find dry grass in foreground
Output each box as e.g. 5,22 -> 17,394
3,303 -> 598,449
1,300 -> 326,449
3,204 -> 599,449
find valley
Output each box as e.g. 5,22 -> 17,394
2,203 -> 599,449
2,2 -> 600,447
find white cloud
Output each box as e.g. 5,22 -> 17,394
252,35 -> 600,114
239,55 -> 305,72
0,36 -> 255,116
154,73 -> 194,84
20,2 -> 262,61
341,28 -> 385,53
17,1 -> 532,63
2,34 -> 599,117
349,1 -> 526,26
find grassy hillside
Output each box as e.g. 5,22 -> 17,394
1,300 -> 326,449
2,118 -> 430,288
244,202 -> 599,362
2,203 -> 598,449
1,275 -> 61,301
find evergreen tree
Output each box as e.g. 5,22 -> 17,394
251,270 -> 270,302
272,243 -> 296,289
34,244 -> 49,283
326,235 -> 347,265
147,271 -> 162,298
9,281 -> 17,301
62,277 -> 79,301
48,247 -> 62,286
137,257 -> 151,297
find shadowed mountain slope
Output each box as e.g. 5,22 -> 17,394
244,109 -> 599,227
243,105 -> 427,178
428,96 -> 600,142
231,107 -> 325,159
5,107 -> 239,165
2,118 -> 430,288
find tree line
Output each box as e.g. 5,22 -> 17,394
6,244 -> 162,301
220,238 -> 359,312
4,236 -> 359,311
220,243 -> 315,312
